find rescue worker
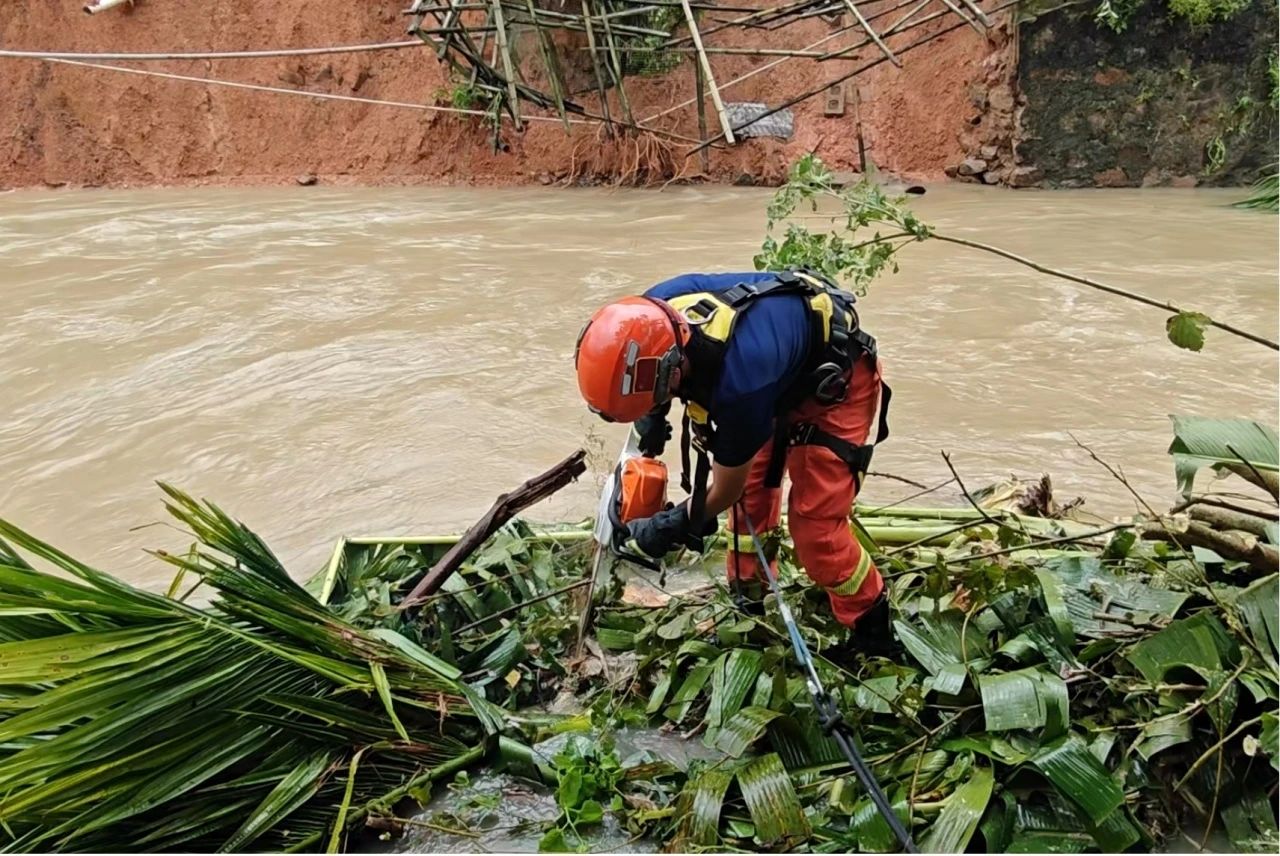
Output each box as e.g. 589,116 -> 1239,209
573,270 -> 894,650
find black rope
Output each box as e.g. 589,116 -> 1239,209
738,507 -> 917,853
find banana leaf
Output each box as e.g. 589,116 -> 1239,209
1125,611 -> 1238,683
737,752 -> 811,846
893,608 -> 992,679
1168,415 -> 1279,496
1029,734 -> 1124,823
713,706 -> 783,758
979,667 -> 1068,737
1235,573 -> 1279,672
706,648 -> 764,730
1133,716 -> 1193,761
0,491 -> 488,853
920,766 -> 993,853
675,768 -> 735,848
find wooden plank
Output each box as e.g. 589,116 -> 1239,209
679,0 -> 736,145
524,0 -> 570,129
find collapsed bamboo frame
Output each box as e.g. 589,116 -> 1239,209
406,0 -> 999,155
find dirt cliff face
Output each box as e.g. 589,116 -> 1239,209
0,1 -> 998,188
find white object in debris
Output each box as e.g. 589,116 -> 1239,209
723,102 -> 795,140
84,0 -> 133,15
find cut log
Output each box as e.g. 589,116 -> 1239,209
1188,504 -> 1274,539
1143,520 -> 1279,576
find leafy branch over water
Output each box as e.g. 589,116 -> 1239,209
754,154 -> 1279,352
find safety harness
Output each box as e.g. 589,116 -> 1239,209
668,269 -> 892,529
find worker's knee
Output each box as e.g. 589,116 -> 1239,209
789,511 -> 856,587
787,446 -> 855,521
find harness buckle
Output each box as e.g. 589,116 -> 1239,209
790,422 -> 818,445
812,362 -> 849,405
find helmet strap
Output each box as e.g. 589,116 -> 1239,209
645,297 -> 688,404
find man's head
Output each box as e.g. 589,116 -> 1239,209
574,297 -> 689,422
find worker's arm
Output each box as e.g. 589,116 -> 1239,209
699,460 -> 752,521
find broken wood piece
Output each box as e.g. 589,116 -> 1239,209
398,448 -> 587,608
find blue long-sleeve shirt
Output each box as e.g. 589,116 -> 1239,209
644,272 -> 811,466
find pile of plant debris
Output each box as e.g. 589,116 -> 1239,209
0,418 -> 1275,853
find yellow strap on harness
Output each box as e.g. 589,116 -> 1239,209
667,292 -> 738,344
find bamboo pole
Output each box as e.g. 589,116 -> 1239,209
819,1 -> 958,60
842,0 -> 900,67
639,0 -> 925,125
687,10 -> 978,155
595,2 -> 636,126
398,450 -> 589,609
679,0 -> 736,145
523,0 -> 571,130
957,0 -> 993,26
695,60 -> 710,173
580,0 -> 614,135
489,0 -> 523,127
937,0 -> 986,34
885,0 -> 935,36
580,44 -> 861,57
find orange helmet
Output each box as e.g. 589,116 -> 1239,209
575,297 -> 689,422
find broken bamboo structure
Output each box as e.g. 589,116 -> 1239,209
405,0 -> 1001,164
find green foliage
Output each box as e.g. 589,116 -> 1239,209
621,6 -> 684,77
433,80 -> 483,111
1166,309 -> 1213,350
1166,414 -> 1279,496
1235,165 -> 1279,212
539,735 -> 625,851
1094,0 -> 1145,31
1094,0 -> 1253,31
754,154 -> 930,294
1167,0 -> 1252,25
1270,52 -> 1279,108
0,489 -> 490,853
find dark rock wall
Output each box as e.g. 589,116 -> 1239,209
1015,0 -> 1277,187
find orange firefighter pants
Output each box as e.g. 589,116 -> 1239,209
725,353 -> 885,628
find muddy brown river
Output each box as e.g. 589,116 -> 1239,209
1,185 -> 1276,589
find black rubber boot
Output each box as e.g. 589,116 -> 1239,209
731,579 -> 766,617
824,592 -> 902,668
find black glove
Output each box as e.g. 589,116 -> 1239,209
633,406 -> 672,458
623,503 -> 717,560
